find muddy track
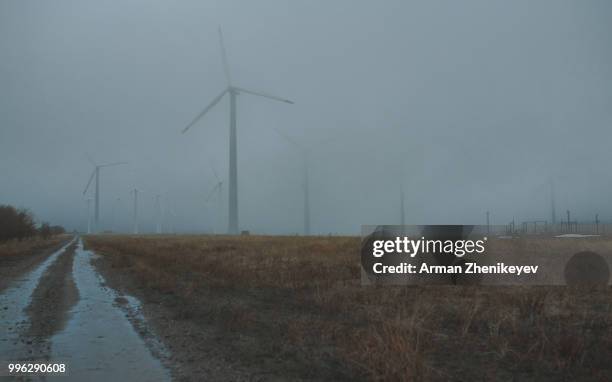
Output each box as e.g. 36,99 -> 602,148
1,238 -> 170,381
49,239 -> 170,381
21,241 -> 78,359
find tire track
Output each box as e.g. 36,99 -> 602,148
0,237 -> 76,364
48,238 -> 170,381
20,240 -> 79,361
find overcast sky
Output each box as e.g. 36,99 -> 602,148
1,0 -> 611,234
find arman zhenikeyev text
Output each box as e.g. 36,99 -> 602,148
372,262 -> 539,275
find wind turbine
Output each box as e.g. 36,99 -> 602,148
130,188 -> 143,234
181,28 -> 294,234
83,157 -> 128,232
204,166 -> 224,234
275,129 -> 310,236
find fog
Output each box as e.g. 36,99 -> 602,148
1,0 -> 611,234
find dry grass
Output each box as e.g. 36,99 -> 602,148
0,235 -> 70,292
85,235 -> 612,381
0,236 -> 67,260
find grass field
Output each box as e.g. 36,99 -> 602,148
85,235 -> 612,381
0,236 -> 67,260
0,235 -> 69,292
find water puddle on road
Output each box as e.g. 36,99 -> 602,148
48,239 -> 170,381
0,238 -> 76,362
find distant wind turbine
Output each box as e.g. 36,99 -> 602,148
181,28 -> 294,234
83,156 -> 128,232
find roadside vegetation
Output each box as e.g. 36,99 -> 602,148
0,204 -> 70,291
85,235 -> 612,381
0,236 -> 67,261
0,204 -> 65,242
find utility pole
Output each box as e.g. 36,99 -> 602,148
486,211 -> 490,234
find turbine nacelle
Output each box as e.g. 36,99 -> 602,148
181,86 -> 293,134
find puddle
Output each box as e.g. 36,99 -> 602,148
0,237 -> 76,362
48,239 -> 170,381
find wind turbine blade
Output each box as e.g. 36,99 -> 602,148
83,169 -> 96,195
233,87 -> 294,104
98,161 -> 129,168
274,128 -> 304,151
218,27 -> 232,86
182,89 -> 228,134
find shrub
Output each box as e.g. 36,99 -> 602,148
0,205 -> 37,241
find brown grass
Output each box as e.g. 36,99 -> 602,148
85,235 -> 612,381
0,236 -> 67,260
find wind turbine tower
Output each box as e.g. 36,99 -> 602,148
83,157 -> 128,232
550,178 -> 557,227
182,28 -> 294,234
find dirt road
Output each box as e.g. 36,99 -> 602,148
0,237 -> 170,381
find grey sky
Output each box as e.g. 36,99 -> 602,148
1,0 -> 611,234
